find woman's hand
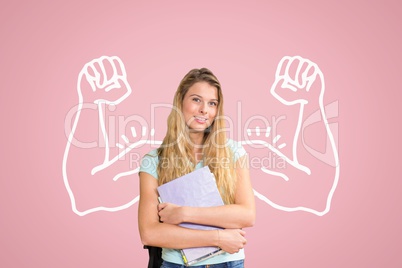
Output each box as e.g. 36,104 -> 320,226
158,203 -> 184,225
218,229 -> 247,254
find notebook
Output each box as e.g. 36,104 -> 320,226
157,166 -> 224,266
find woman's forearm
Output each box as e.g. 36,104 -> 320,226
182,204 -> 255,229
140,221 -> 219,249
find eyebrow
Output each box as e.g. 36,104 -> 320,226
189,94 -> 219,102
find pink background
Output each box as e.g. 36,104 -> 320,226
1,0 -> 401,267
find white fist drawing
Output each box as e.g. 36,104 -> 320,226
78,56 -> 131,105
271,56 -> 322,106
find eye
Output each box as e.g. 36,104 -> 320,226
209,101 -> 218,106
192,97 -> 201,102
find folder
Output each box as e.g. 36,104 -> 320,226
157,166 -> 224,266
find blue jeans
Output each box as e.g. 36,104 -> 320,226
161,259 -> 244,268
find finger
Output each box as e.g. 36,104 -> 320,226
284,56 -> 303,84
100,56 -> 116,84
110,56 -> 127,77
83,64 -> 99,92
95,57 -> 117,88
158,203 -> 167,211
281,79 -> 298,92
295,59 -> 309,88
92,60 -> 107,88
105,78 -> 121,92
85,63 -> 97,79
303,63 -> 319,92
85,61 -> 100,79
276,56 -> 291,78
305,60 -> 318,78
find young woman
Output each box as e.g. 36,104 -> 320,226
138,68 -> 255,268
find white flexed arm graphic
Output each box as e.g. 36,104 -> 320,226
244,56 -> 340,216
62,56 -> 158,216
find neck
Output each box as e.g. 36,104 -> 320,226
189,132 -> 205,162
189,131 -> 204,147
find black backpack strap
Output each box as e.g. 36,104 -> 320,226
144,245 -> 163,268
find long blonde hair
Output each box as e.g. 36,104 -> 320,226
157,68 -> 237,204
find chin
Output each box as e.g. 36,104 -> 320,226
189,125 -> 210,133
189,128 -> 207,133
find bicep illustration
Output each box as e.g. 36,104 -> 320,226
243,56 -> 340,216
62,56 -> 156,216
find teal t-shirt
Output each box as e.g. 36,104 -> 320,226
139,139 -> 247,265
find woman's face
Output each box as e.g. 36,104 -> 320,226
182,81 -> 219,133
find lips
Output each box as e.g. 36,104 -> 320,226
194,116 -> 207,123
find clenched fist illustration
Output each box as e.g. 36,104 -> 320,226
78,56 -> 131,105
270,55 -> 323,106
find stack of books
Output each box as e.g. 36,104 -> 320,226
157,166 -> 224,266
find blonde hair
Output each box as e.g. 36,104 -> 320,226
157,68 -> 237,204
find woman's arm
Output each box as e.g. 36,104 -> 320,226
158,155 -> 256,229
138,171 -> 247,253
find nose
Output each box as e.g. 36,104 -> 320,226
200,102 -> 208,114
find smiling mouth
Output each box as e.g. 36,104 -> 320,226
194,116 -> 207,122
